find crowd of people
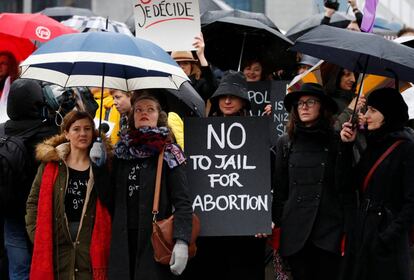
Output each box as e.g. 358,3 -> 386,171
1,1 -> 414,280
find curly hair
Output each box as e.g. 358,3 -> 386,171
0,51 -> 19,82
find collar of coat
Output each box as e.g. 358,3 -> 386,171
35,133 -> 112,162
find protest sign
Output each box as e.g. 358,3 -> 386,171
132,0 -> 201,51
184,117 -> 271,236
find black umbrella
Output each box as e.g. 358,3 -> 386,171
292,24 -> 414,121
202,16 -> 296,74
39,6 -> 96,22
286,12 -> 353,41
163,81 -> 206,117
201,9 -> 279,31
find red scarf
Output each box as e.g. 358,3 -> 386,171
30,162 -> 112,280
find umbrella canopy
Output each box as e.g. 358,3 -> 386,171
61,15 -> 133,36
202,16 -> 295,74
20,32 -> 189,91
286,12 -> 354,41
39,6 -> 96,22
291,25 -> 414,83
0,33 -> 35,62
201,9 -> 279,30
0,13 -> 78,43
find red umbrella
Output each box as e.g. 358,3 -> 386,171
0,13 -> 78,43
0,33 -> 35,62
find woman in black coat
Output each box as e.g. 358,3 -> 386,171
340,87 -> 414,280
108,93 -> 193,280
273,83 -> 351,280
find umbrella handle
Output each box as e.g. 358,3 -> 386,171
237,33 -> 246,72
98,63 -> 106,136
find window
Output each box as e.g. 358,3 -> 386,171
0,0 -> 23,12
223,0 -> 264,13
31,0 -> 91,13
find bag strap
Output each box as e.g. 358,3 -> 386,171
362,140 -> 404,192
152,146 -> 165,221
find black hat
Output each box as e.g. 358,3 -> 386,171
209,70 -> 250,115
367,87 -> 408,129
7,79 -> 44,121
284,82 -> 338,113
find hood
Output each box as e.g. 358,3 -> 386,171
36,133 -> 113,163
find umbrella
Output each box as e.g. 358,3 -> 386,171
0,33 -> 35,62
291,25 -> 414,83
288,60 -> 412,96
19,32 -> 203,122
202,16 -> 295,74
39,6 -> 96,22
394,36 -> 414,48
61,15 -> 133,36
0,13 -> 78,43
286,12 -> 354,41
291,25 -> 414,121
201,9 -> 279,30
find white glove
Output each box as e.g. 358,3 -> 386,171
89,139 -> 107,167
169,239 -> 188,276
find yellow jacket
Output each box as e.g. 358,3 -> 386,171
168,112 -> 184,150
92,88 -> 121,145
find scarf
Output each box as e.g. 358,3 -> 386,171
115,126 -> 186,168
30,162 -> 111,280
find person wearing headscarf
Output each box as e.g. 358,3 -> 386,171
340,87 -> 414,280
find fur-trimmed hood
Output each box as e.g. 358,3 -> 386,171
36,133 -> 113,162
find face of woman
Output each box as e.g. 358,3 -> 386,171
65,118 -> 94,151
297,95 -> 321,127
134,99 -> 159,128
218,95 -> 245,116
339,69 -> 356,91
364,106 -> 385,130
178,61 -> 192,76
112,90 -> 131,115
243,62 -> 263,82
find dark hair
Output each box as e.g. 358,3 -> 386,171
286,100 -> 334,139
128,93 -> 168,129
397,27 -> 414,37
241,58 -> 266,81
61,110 -> 97,143
322,63 -> 357,95
0,51 -> 19,82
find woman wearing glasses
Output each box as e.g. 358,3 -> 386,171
272,83 -> 351,280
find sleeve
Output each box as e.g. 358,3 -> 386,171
321,16 -> 331,25
168,112 -> 184,150
194,66 -> 218,101
355,11 -> 363,28
25,163 -> 46,243
272,135 -> 290,226
167,163 -> 193,244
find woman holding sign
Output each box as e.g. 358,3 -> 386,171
273,83 -> 351,280
108,93 -> 193,280
185,70 -> 267,280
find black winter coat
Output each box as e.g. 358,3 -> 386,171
189,66 -> 217,102
273,122 -> 352,257
108,155 -> 193,280
3,119 -> 57,218
342,128 -> 414,280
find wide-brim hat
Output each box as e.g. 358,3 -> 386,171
284,82 -> 338,113
170,51 -> 197,62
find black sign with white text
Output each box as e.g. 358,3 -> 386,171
184,117 -> 271,236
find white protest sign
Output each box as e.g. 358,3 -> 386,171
132,0 -> 201,51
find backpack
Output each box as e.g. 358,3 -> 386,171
0,123 -> 41,214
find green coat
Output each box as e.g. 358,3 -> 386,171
26,135 -> 109,280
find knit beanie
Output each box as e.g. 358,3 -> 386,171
7,79 -> 44,120
367,87 -> 408,130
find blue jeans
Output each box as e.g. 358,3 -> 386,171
4,219 -> 31,280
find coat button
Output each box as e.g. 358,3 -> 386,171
77,241 -> 80,244
321,162 -> 325,166
75,268 -> 79,272
378,212 -> 382,216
